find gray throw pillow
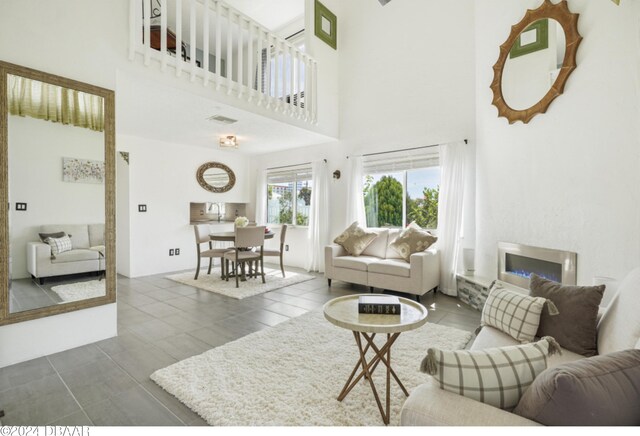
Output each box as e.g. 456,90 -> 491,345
529,274 -> 604,357
39,231 -> 66,242
513,349 -> 640,426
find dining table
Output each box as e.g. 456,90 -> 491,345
209,230 -> 275,242
209,230 -> 275,280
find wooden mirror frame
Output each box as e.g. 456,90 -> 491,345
490,0 -> 582,124
0,60 -> 116,325
196,161 -> 236,193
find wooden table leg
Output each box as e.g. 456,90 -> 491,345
361,332 -> 409,397
386,333 -> 391,422
354,331 -> 387,425
338,333 -> 375,400
337,331 -> 405,425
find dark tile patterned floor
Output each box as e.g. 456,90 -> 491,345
0,266 -> 480,426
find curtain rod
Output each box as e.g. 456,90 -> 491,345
267,159 -> 326,171
349,139 -> 468,159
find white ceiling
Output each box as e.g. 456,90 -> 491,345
116,72 -> 333,155
224,0 -> 304,31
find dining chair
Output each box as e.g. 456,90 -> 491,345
193,224 -> 230,280
224,226 -> 266,288
263,224 -> 287,277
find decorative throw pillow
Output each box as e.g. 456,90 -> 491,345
333,222 -> 378,256
38,231 -> 66,243
45,235 -> 73,256
421,337 -> 561,410
481,281 -> 556,343
388,223 -> 437,262
529,274 -> 604,357
513,349 -> 640,426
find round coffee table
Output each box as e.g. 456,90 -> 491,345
323,294 -> 428,425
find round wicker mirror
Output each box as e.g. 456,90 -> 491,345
490,0 -> 582,124
197,162 -> 236,193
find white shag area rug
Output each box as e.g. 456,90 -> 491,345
151,310 -> 473,426
166,267 -> 315,300
51,279 -> 106,303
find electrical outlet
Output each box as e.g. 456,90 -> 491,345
285,244 -> 289,251
175,248 -> 180,255
169,249 -> 174,256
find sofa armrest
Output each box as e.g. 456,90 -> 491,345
27,241 -> 52,277
409,248 -> 440,292
401,379 -> 540,426
324,244 -> 346,273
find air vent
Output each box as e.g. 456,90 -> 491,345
207,115 -> 238,125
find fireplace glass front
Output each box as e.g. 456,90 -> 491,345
504,253 -> 562,283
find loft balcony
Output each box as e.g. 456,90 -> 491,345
128,0 -> 318,124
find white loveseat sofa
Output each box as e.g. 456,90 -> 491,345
324,228 -> 440,300
27,224 -> 105,284
400,268 -> 640,426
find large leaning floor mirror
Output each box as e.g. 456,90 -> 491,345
0,61 -> 115,325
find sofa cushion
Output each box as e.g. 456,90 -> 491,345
51,249 -> 100,264
598,267 -> 640,355
388,224 -> 437,262
333,222 -> 378,256
333,256 -> 379,272
361,228 -> 389,258
421,337 -> 560,410
481,282 -> 548,343
89,223 -> 105,247
513,349 -> 640,426
473,325 -> 585,368
385,229 -> 403,259
40,224 -> 90,249
529,274 -> 604,357
368,259 -> 411,278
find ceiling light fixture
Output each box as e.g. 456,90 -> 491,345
219,135 -> 238,149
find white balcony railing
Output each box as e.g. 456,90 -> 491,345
129,0 -> 317,123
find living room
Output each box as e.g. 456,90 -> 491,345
0,0 -> 639,430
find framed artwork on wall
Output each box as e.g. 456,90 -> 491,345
314,0 -> 337,50
509,19 -> 549,59
62,157 -> 105,184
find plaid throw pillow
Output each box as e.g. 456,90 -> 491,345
481,282 -> 554,343
421,337 -> 562,410
45,235 -> 73,256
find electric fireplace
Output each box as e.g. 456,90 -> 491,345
498,242 -> 577,288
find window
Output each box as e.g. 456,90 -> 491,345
267,165 -> 312,226
363,153 -> 440,230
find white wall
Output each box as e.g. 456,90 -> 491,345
249,0 -> 477,270
0,304 -> 117,368
8,116 -> 105,279
116,152 -> 131,277
117,134 -> 250,277
475,0 -> 640,304
0,0 -> 128,366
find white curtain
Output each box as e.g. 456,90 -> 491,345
437,141 -> 467,296
346,156 -> 366,226
307,161 -> 330,272
254,169 -> 267,225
